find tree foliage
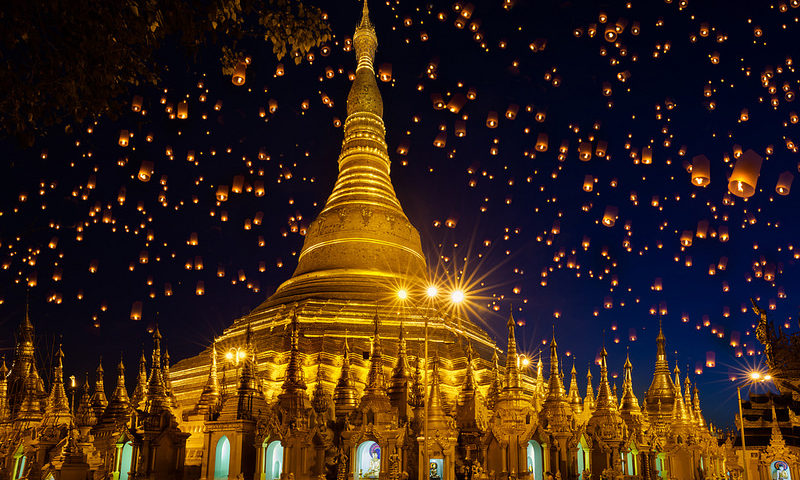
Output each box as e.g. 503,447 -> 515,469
0,0 -> 331,145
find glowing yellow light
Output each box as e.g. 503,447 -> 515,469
426,285 -> 438,298
397,289 -> 408,300
764,374 -> 772,381
750,371 -> 762,380
450,289 -> 465,304
225,352 -> 234,360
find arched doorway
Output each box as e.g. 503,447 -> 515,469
526,440 -> 543,480
577,436 -> 590,479
772,460 -> 791,480
265,441 -> 283,480
355,441 -> 381,479
119,441 -> 134,480
214,436 -> 231,480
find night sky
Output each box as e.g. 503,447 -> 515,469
1,0 -> 797,429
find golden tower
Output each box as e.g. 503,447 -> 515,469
170,2 -> 500,473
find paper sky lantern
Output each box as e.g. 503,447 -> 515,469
776,171 -> 794,195
118,130 -> 130,147
378,63 -> 392,82
641,146 -> 653,164
138,161 -> 154,182
177,101 -> 188,119
232,61 -> 247,85
433,132 -> 447,148
728,149 -> 763,198
130,301 -> 143,321
602,206 -> 618,227
579,141 -> 592,161
535,133 -> 548,152
216,185 -> 229,202
583,175 -> 594,192
131,95 -> 143,112
486,111 -> 498,128
691,154 -> 710,186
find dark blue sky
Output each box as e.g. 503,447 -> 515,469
0,0 -> 795,428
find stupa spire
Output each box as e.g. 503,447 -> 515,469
595,346 -> 614,410
91,358 -> 109,418
282,313 -> 306,392
75,372 -> 97,428
43,343 -> 71,425
584,367 -> 595,413
620,352 -> 642,415
567,358 -> 583,415
195,341 -> 220,415
333,334 -> 357,417
365,312 -> 387,394
503,310 -> 522,392
269,0 -> 425,304
486,350 -> 502,411
645,317 -> 675,416
311,355 -> 331,415
145,325 -> 170,414
692,384 -> 705,428
100,356 -> 132,426
131,349 -> 148,410
16,363 -> 43,424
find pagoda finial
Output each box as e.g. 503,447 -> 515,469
365,311 -> 386,394
282,310 -> 306,392
504,310 -> 521,391
333,333 -> 357,417
44,343 -> 71,425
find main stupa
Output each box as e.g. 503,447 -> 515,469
170,1 -> 500,469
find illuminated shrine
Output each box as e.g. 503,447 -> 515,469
0,2 -> 765,480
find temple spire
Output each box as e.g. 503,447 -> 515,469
100,356 -> 132,426
584,367 -> 595,413
282,313 -> 306,392
620,352 -> 642,415
390,319 -> 411,385
503,310 -> 522,392
645,317 -> 675,417
567,358 -> 583,415
75,372 -> 97,428
311,355 -> 331,415
426,353 -> 449,427
595,346 -> 614,410
333,334 -> 357,418
16,364 -> 43,425
270,0 -> 425,303
131,349 -> 148,410
365,312 -> 387,394
195,342 -> 220,415
43,343 -> 71,426
486,350 -> 502,411
145,325 -> 170,414
693,384 -> 706,428
91,358 -> 109,418
541,329 -> 574,432
163,347 -> 179,410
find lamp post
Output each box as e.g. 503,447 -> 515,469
737,371 -> 772,480
397,285 -> 465,480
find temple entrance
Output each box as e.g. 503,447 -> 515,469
119,441 -> 133,480
526,440 -> 543,480
355,441 -> 381,479
577,436 -> 590,479
428,458 -> 443,480
265,441 -> 283,480
214,436 -> 230,480
772,461 -> 791,480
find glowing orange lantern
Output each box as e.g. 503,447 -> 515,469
728,149 -> 762,198
776,171 -> 794,195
